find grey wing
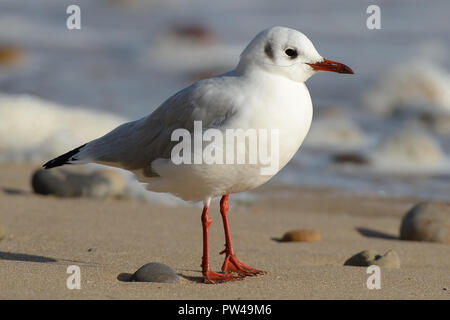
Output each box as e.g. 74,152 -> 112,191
76,78 -> 239,176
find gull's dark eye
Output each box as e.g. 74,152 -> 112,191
285,48 -> 298,59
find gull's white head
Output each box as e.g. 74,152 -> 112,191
238,26 -> 353,82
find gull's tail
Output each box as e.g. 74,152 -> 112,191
42,143 -> 87,169
42,118 -> 141,170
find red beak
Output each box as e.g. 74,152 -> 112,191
307,58 -> 354,74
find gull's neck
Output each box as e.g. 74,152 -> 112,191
232,63 -> 307,91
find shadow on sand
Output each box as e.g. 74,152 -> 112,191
356,227 -> 398,240
0,251 -> 57,263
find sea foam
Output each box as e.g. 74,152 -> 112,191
362,60 -> 450,117
0,94 -> 127,162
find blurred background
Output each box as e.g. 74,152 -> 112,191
1,0 -> 450,201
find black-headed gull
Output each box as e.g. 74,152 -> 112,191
43,26 -> 353,284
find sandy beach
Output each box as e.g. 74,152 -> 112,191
0,163 -> 449,300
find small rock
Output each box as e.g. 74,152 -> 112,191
281,229 -> 321,242
332,152 -> 369,165
344,249 -> 400,268
0,45 -> 22,66
344,250 -> 373,266
400,202 -> 450,244
32,168 -> 111,198
31,168 -> 125,199
0,224 -> 7,240
131,262 -> 179,283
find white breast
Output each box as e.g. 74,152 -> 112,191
224,71 -> 312,175
145,72 -> 313,202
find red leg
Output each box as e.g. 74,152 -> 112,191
201,203 -> 241,284
219,195 -> 265,277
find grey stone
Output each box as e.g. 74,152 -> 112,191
344,250 -> 373,267
344,249 -> 400,268
131,262 -> 179,283
400,202 -> 450,244
31,168 -> 124,199
331,152 -> 369,165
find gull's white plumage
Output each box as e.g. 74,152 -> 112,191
62,26 -> 317,202
145,73 -> 313,201
44,26 -> 354,203
43,26 -> 353,283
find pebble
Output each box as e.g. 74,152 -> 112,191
400,202 -> 450,244
131,262 -> 179,283
281,229 -> 321,242
344,249 -> 400,268
31,168 -> 125,199
0,45 -> 22,66
331,152 -> 369,165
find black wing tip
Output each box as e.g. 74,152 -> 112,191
42,158 -> 72,169
42,143 -> 87,170
42,160 -> 56,169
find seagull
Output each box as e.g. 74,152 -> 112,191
43,26 -> 353,284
